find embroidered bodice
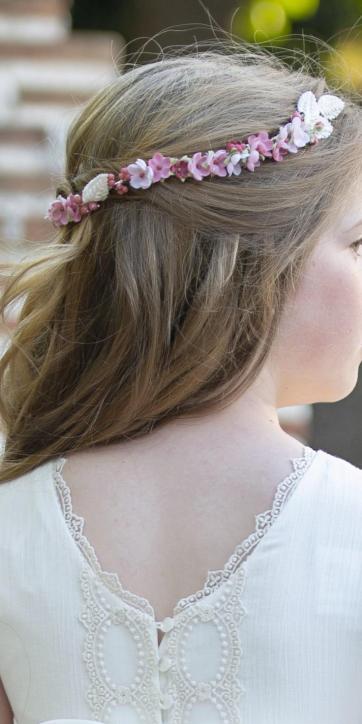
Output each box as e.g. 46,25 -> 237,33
0,445 -> 362,724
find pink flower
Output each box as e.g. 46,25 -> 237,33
285,116 -> 310,152
170,158 -> 190,180
188,151 -> 213,181
247,131 -> 274,158
119,167 -> 131,182
113,181 -> 129,195
225,140 -> 247,153
244,131 -> 275,172
107,173 -> 116,188
272,124 -> 291,161
65,193 -> 83,223
210,149 -> 229,177
245,148 -> 260,172
46,193 -> 87,226
126,158 -> 154,189
148,152 -> 172,182
46,195 -> 68,226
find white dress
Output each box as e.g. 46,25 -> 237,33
0,445 -> 361,724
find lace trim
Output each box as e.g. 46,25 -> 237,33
175,445 -> 317,614
78,562 -> 248,723
159,564 -> 248,723
78,566 -> 161,723
52,459 -> 154,618
52,445 -> 317,620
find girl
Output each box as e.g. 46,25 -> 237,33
0,37 -> 362,724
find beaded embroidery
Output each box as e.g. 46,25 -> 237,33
51,444 -> 318,722
78,566 -> 160,722
157,568 -> 248,724
76,563 -> 248,723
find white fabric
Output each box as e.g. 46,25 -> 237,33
0,446 -> 361,724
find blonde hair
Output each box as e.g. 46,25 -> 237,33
1,35 -> 362,481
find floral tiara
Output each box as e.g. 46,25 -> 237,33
45,90 -> 344,228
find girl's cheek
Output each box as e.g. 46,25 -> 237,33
279,253 -> 358,357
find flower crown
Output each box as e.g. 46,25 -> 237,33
45,90 -> 344,228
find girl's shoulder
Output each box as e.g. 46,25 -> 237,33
0,459 -> 48,514
320,448 -> 362,477
317,448 -> 362,508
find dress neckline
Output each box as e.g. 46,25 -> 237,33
48,444 -> 322,624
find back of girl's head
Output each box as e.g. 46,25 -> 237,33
1,34 -> 362,481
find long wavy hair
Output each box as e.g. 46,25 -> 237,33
1,35 -> 362,481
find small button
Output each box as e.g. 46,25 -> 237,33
159,654 -> 173,672
157,616 -> 175,633
160,691 -> 175,709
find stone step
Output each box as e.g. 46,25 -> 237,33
0,214 -> 50,248
0,190 -> 60,233
0,4 -> 123,273
0,73 -> 20,120
0,211 -> 65,247
0,116 -> 68,175
20,87 -> 97,105
0,199 -> 51,243
0,31 -> 123,62
0,126 -> 47,145
0,144 -> 50,176
4,60 -> 117,94
0,0 -> 69,18
0,10 -> 69,44
24,216 -> 52,242
0,101 -> 78,135
0,173 -> 58,193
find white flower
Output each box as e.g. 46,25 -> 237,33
297,90 -> 344,142
297,90 -> 345,123
226,152 -> 243,176
312,116 -> 334,140
127,158 -> 154,189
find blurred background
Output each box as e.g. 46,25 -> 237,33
0,0 -> 361,464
